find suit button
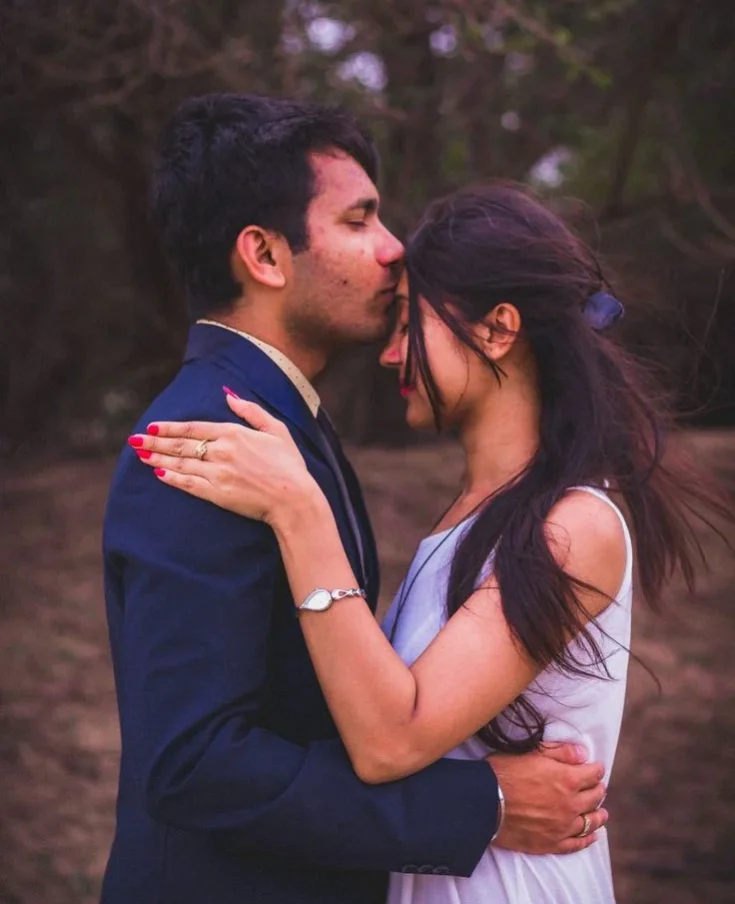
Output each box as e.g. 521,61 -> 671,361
401,864 -> 418,874
434,865 -> 450,875
417,865 -> 434,874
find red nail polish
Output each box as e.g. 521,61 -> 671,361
154,468 -> 166,477
223,385 -> 241,399
137,449 -> 152,460
147,424 -> 160,436
128,435 -> 144,448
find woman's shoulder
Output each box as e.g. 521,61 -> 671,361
547,486 -> 627,548
544,487 -> 629,617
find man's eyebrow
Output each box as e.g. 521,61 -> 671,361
344,196 -> 379,215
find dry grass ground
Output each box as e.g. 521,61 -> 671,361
0,432 -> 733,903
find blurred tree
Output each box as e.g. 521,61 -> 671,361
0,0 -> 733,454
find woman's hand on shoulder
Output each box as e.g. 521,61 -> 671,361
128,392 -> 322,525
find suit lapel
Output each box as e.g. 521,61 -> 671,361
320,430 -> 381,608
185,324 -> 325,456
346,466 -> 381,607
184,324 -> 369,592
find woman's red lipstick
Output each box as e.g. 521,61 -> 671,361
400,385 -> 415,398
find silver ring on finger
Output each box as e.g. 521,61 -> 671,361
194,439 -> 209,461
574,813 -> 592,838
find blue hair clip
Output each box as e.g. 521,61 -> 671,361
583,291 -> 625,331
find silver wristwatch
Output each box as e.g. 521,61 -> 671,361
297,587 -> 366,615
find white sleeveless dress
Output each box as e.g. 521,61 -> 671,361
382,486 -> 632,904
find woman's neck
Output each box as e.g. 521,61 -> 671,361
458,375 -> 541,500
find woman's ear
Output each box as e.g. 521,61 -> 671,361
233,226 -> 290,290
483,302 -> 522,362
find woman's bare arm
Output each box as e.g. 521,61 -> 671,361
132,400 -> 626,786
274,487 -> 626,784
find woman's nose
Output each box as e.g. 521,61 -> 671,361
379,335 -> 402,369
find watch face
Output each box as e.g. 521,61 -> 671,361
302,589 -> 333,611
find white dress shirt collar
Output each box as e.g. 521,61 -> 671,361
196,319 -> 321,417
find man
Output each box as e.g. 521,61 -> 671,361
101,93 -> 607,904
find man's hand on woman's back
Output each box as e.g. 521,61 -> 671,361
488,742 -> 608,855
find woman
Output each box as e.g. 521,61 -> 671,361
131,183 -> 726,903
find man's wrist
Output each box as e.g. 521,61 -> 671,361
490,780 -> 506,844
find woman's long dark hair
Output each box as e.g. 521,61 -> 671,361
401,181 -> 731,753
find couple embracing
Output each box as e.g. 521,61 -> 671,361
101,93 -> 718,904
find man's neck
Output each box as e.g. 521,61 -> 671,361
205,311 -> 328,382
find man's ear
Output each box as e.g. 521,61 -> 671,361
233,226 -> 290,289
483,302 -> 522,362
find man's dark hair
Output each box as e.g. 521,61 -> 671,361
151,93 -> 379,319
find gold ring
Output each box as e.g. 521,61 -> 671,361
575,813 -> 592,838
194,439 -> 209,461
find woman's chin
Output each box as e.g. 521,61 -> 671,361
404,404 -> 434,433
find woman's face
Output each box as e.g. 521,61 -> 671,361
380,273 -> 496,432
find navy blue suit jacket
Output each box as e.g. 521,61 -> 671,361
101,324 -> 499,904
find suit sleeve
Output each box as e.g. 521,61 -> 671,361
109,446 -> 499,877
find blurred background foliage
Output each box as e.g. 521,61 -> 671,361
1,0 -> 733,453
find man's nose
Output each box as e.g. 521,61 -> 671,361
376,225 -> 405,270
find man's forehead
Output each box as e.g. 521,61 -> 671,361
309,151 -> 379,206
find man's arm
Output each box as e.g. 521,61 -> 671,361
108,447 -> 498,877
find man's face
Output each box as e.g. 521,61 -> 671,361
284,151 -> 404,349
